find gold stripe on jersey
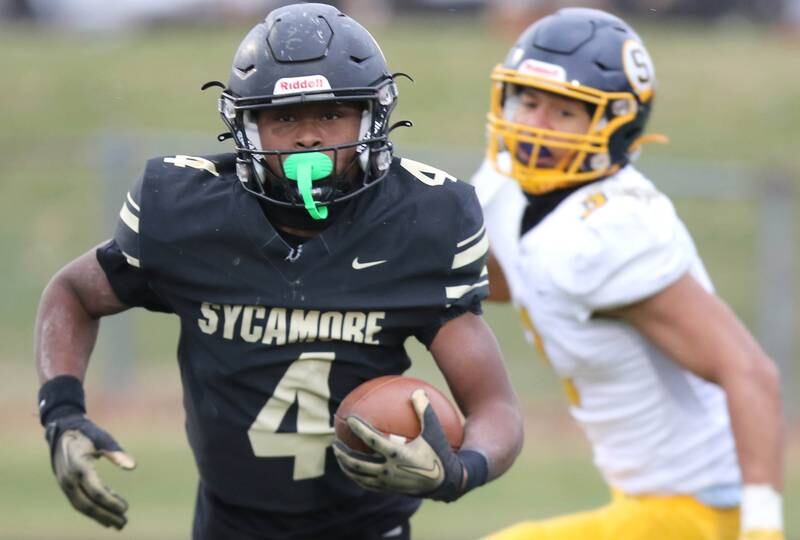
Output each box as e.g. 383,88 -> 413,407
122,251 -> 141,268
445,279 -> 490,300
119,201 -> 139,233
518,307 -> 546,357
163,155 -> 220,177
451,230 -> 489,270
562,379 -> 581,408
519,307 -> 582,407
457,224 -> 486,248
126,192 -> 140,212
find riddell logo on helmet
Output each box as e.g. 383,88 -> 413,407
518,59 -> 566,82
273,75 -> 332,95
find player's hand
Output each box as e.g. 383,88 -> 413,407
332,388 -> 467,502
45,414 -> 136,530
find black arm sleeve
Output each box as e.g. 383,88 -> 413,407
413,184 -> 488,348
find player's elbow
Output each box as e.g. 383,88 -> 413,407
493,380 -> 525,457
508,401 -> 525,460
46,262 -> 91,310
748,352 -> 782,400
40,265 -> 77,307
725,350 -> 783,403
481,406 -> 524,482
501,370 -> 525,453
507,409 -> 525,478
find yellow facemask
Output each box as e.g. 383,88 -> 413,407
486,65 -> 666,195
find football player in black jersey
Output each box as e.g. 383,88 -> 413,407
33,4 -> 523,539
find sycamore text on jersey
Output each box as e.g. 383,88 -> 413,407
197,303 -> 386,345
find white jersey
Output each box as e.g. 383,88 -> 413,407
471,156 -> 741,496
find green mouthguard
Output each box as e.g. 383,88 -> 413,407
282,152 -> 334,220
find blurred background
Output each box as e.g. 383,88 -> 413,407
1,0 -> 798,538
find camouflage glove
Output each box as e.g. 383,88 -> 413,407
39,376 -> 135,530
332,389 -> 487,502
738,485 -> 784,540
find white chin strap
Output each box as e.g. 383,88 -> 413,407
357,104 -> 372,173
243,110 -> 268,185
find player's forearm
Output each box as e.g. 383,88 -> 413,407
35,274 -> 100,383
462,399 -> 524,481
431,312 -> 523,480
722,355 -> 784,490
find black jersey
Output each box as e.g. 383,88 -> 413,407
97,153 -> 489,536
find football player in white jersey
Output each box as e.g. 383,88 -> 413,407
472,8 -> 785,540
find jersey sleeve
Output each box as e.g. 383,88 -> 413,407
544,189 -> 692,319
444,186 -> 490,309
413,184 -> 489,347
114,170 -> 145,269
96,169 -> 173,313
96,240 -> 172,312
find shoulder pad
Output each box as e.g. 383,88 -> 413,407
539,174 -> 692,307
389,156 -> 479,211
386,157 -> 489,308
148,153 -> 236,182
395,157 -> 459,186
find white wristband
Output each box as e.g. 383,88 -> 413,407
741,484 -> 783,531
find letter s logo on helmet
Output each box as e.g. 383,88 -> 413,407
486,8 -> 666,195
204,3 -> 403,213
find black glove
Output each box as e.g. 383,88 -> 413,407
332,388 -> 488,502
39,376 -> 136,530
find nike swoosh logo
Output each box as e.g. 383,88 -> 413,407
352,257 -> 387,270
398,460 -> 443,481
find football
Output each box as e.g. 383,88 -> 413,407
334,375 -> 464,453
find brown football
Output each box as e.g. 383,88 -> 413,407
334,375 -> 464,453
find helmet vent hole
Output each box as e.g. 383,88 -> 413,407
350,55 -> 368,64
236,64 -> 255,75
594,60 -> 612,71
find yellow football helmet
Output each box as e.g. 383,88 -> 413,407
487,8 -> 666,195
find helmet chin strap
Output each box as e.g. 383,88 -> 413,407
356,104 -> 372,172
243,111 -> 269,189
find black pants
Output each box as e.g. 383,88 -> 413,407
192,482 -> 416,540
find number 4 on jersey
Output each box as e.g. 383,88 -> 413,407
164,155 -> 219,177
400,158 -> 457,186
247,352 -> 336,480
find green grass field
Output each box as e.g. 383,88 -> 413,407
1,11 -> 798,539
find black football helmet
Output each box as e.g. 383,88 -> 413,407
487,8 -> 665,194
209,3 -> 400,216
